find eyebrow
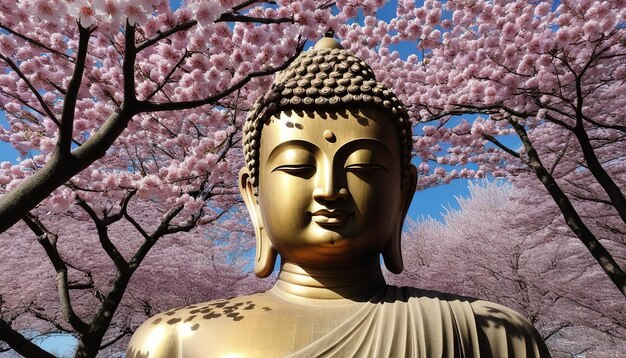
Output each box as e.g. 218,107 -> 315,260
337,138 -> 394,162
266,140 -> 320,164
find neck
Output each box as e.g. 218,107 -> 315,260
271,258 -> 387,302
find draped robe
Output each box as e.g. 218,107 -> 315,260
287,286 -> 550,358
126,286 -> 551,358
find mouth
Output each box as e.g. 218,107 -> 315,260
308,209 -> 352,226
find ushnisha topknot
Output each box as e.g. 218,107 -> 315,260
243,35 -> 413,191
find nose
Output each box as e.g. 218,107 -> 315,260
313,164 -> 349,202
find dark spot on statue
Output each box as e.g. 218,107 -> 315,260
223,309 -> 234,314
167,318 -> 181,325
191,323 -> 200,331
152,318 -> 162,325
295,123 -> 303,129
226,312 -> 243,321
243,304 -> 255,310
262,306 -> 271,311
200,308 -> 211,314
165,311 -> 176,316
185,315 -> 197,322
189,309 -> 200,314
213,301 -> 229,308
203,312 -> 221,319
246,301 -> 252,304
233,302 -> 244,307
286,121 -> 294,128
126,347 -> 149,358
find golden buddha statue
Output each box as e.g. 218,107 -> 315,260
126,36 -> 551,358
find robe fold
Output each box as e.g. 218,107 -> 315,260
287,286 -> 550,358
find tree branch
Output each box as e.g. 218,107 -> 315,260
483,134 -> 520,158
99,328 -> 132,350
0,25 -> 74,62
508,118 -> 626,297
58,25 -> 93,154
22,214 -> 90,334
146,50 -> 189,101
0,318 -> 56,358
136,20 -> 197,52
76,199 -> 130,274
140,39 -> 305,112
215,13 -> 294,24
123,23 -> 138,106
548,132 -> 571,175
0,54 -> 60,126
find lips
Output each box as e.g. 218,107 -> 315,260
309,209 -> 352,225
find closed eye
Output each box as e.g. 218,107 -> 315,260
345,163 -> 388,172
272,164 -> 316,174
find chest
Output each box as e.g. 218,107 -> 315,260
178,302 -> 360,358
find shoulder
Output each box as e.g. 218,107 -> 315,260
470,300 -> 551,358
393,287 -> 550,357
126,308 -> 181,358
126,293 -> 270,358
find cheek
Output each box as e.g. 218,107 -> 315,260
348,174 -> 398,212
258,177 -> 312,232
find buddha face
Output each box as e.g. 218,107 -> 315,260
247,109 -> 410,266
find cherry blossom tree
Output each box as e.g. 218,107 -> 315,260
0,0 -> 349,356
0,209 -> 272,357
337,0 -> 626,296
390,181 -> 626,357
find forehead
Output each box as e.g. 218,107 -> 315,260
259,109 -> 400,158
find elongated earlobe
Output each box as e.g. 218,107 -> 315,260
383,165 -> 417,274
239,168 -> 277,277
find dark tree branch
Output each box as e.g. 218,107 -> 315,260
0,318 -> 56,358
568,66 -> 626,226
0,88 -> 49,120
508,118 -> 626,297
549,133 -> 571,175
58,25 -> 93,154
22,214 -> 90,334
0,24 -> 300,238
0,54 -> 60,126
136,20 -> 197,52
102,189 -> 137,225
0,25 -> 74,62
215,13 -> 294,24
123,23 -> 138,106
123,212 -> 151,240
140,39 -> 305,112
99,328 -> 132,350
146,50 -> 189,101
76,199 -> 130,274
483,134 -> 520,159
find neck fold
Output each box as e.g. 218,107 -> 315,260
272,259 -> 387,303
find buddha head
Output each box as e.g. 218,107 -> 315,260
239,36 -> 417,277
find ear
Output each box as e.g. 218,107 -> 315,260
383,164 -> 417,274
239,167 -> 277,278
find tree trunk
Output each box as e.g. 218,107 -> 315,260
74,273 -> 133,358
511,120 -> 626,297
572,125 -> 626,225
